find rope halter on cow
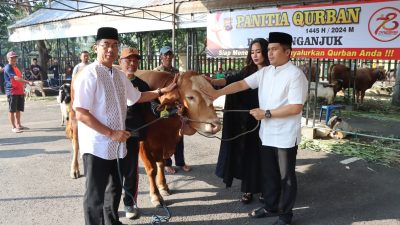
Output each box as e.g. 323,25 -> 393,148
182,109 -> 260,142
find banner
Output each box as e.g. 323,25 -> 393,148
206,0 -> 400,59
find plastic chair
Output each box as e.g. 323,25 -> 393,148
319,105 -> 343,125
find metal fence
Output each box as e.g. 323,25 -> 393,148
2,54 -> 397,81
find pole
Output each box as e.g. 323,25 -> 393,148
172,0 -> 176,68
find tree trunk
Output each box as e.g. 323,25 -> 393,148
37,40 -> 49,81
392,63 -> 400,106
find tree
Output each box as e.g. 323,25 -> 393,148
0,3 -> 20,60
16,0 -> 50,81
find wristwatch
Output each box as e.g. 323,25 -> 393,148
265,110 -> 272,119
156,88 -> 163,96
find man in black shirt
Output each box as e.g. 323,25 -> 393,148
48,59 -> 60,86
30,58 -> 42,81
119,47 -> 150,220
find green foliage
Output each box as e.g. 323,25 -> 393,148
300,137 -> 400,167
0,4 -> 17,39
31,0 -> 46,12
341,98 -> 400,122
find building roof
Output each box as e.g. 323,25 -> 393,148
8,0 -> 195,42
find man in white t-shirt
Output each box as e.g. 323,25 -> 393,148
73,27 -> 175,225
201,32 -> 308,225
72,50 -> 90,77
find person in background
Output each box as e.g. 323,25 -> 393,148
0,63 -> 5,94
64,62 -> 74,79
207,38 -> 269,205
30,58 -> 42,81
201,32 -> 308,225
72,51 -> 90,77
215,67 -> 225,79
4,51 -> 33,133
154,46 -> 191,174
48,59 -> 60,86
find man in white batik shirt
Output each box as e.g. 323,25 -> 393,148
73,27 -> 137,225
74,27 -> 176,225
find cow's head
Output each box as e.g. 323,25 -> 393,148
373,68 -> 386,81
159,71 -> 221,135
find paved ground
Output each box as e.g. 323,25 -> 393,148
0,95 -> 399,225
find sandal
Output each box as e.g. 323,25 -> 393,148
181,164 -> 191,172
164,166 -> 176,174
248,207 -> 278,218
240,193 -> 253,204
259,195 -> 265,203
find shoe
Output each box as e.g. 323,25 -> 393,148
12,128 -> 22,133
124,205 -> 140,219
240,193 -> 253,204
248,207 -> 279,218
181,164 -> 191,172
272,218 -> 291,225
17,126 -> 29,130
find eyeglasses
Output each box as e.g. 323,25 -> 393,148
98,42 -> 119,49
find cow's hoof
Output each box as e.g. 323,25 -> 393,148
151,198 -> 164,208
70,170 -> 80,179
159,188 -> 171,196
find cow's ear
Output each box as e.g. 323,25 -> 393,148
159,90 -> 179,105
176,73 -> 183,87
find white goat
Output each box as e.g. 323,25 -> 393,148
309,82 -> 335,104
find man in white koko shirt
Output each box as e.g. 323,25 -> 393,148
73,27 -> 175,225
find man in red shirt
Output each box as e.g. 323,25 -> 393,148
4,51 -> 33,133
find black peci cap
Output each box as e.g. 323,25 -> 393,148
268,32 -> 293,47
96,27 -> 119,41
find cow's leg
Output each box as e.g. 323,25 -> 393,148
70,121 -> 80,179
139,142 -> 164,207
40,85 -> 46,98
356,90 -> 360,103
361,91 -> 365,104
156,159 -> 171,196
60,104 -> 65,126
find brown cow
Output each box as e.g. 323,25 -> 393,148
299,63 -> 319,82
355,68 -> 385,104
135,70 -> 221,207
328,64 -> 353,97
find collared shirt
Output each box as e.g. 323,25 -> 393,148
154,65 -> 179,74
73,61 -> 141,160
4,64 -> 24,96
245,61 -> 308,148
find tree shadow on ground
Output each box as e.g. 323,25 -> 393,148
0,135 -> 66,146
0,148 -> 69,158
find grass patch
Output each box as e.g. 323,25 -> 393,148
300,137 -> 400,167
334,96 -> 400,122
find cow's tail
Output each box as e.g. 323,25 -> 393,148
328,64 -> 335,83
